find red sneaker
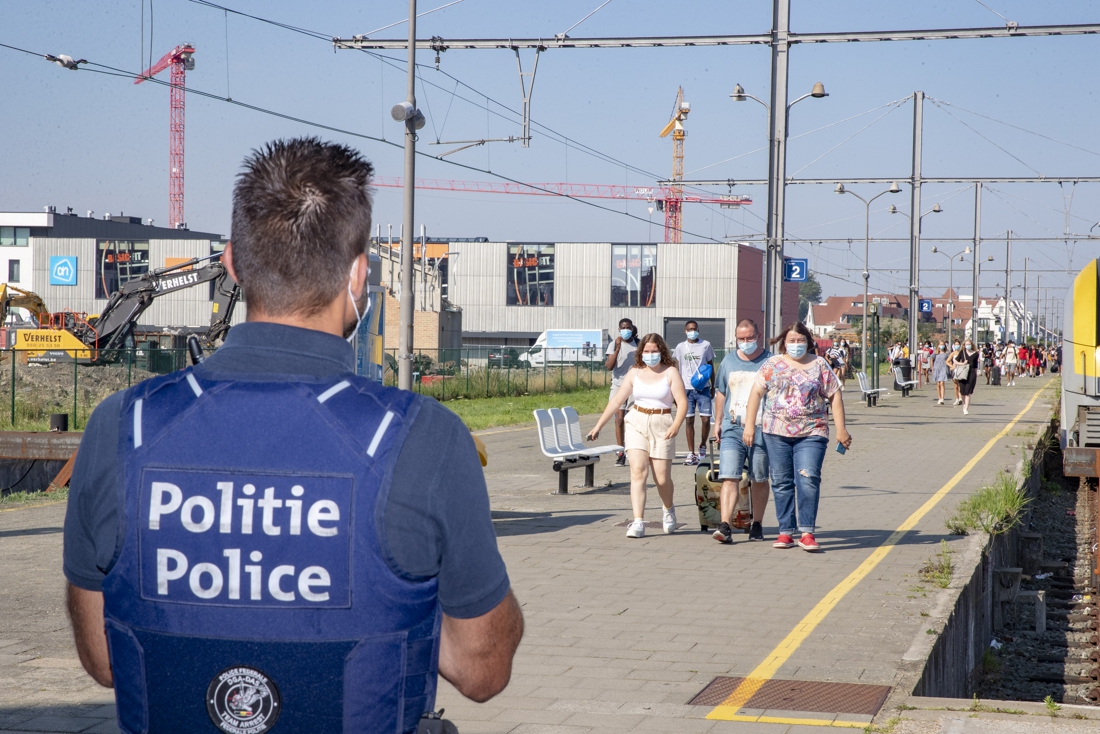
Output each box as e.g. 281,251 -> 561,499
798,533 -> 821,552
773,534 -> 795,549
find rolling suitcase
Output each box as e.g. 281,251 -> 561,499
694,438 -> 751,533
991,364 -> 1001,386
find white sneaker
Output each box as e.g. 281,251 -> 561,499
937,399 -> 944,405
625,520 -> 646,538
662,507 -> 677,534
954,399 -> 962,406
963,408 -> 969,415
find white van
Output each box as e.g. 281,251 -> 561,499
519,329 -> 607,367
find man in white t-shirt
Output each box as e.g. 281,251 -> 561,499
605,318 -> 639,466
672,320 -> 715,466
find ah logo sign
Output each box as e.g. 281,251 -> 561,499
50,256 -> 78,286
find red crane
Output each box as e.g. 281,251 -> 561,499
135,44 -> 195,229
371,177 -> 752,238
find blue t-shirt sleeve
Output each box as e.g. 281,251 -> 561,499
63,391 -> 126,592
384,399 -> 510,619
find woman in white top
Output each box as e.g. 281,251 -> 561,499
589,333 -> 688,538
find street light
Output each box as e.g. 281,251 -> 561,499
834,182 -> 901,374
733,82 -> 828,344
930,246 -> 972,344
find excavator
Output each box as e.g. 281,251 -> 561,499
16,253 -> 240,363
0,285 -> 50,329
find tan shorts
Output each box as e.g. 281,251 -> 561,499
623,408 -> 675,460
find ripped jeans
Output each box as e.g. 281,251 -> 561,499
761,433 -> 828,535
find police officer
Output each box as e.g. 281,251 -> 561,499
63,138 -> 524,734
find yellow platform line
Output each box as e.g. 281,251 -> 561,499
707,381 -> 1052,721
0,499 -> 67,513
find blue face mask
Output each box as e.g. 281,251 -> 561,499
787,343 -> 808,359
641,353 -> 661,367
620,329 -> 633,340
686,330 -> 699,340
738,341 -> 757,354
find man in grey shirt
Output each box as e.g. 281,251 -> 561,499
604,317 -> 639,466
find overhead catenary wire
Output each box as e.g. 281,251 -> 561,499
928,98 -> 1043,176
789,99 -> 908,177
929,96 -> 1100,160
0,41 -> 726,244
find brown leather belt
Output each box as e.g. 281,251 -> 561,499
633,405 -> 672,415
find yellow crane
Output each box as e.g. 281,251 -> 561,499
658,87 -> 690,243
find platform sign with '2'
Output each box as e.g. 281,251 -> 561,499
783,258 -> 808,283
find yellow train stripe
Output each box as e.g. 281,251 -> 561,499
1072,259 -> 1098,377
707,380 -> 1053,721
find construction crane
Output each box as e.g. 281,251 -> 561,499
370,177 -> 751,229
658,87 -> 690,243
135,44 -> 196,230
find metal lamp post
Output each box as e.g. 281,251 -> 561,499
958,252 -> 995,342
732,80 -> 828,346
834,182 -> 901,373
930,246 -> 971,344
889,203 -> 942,346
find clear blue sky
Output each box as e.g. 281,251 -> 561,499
2,0 -> 1098,302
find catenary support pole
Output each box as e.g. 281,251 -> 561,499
908,91 -> 923,361
1004,231 -> 1012,342
397,0 -> 418,392
1022,258 -> 1029,343
763,0 -> 791,346
972,183 -> 981,334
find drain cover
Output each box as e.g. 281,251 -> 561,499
688,677 -> 892,716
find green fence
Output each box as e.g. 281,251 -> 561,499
0,348 -> 189,431
383,348 -> 613,402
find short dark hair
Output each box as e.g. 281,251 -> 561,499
634,333 -> 675,368
231,137 -> 374,316
735,318 -> 759,337
618,317 -> 634,327
685,320 -> 699,329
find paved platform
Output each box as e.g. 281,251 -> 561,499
0,377 -> 1072,733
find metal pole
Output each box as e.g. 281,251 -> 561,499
10,349 -> 15,427
908,91 -> 924,360
862,198 -> 870,373
763,0 -> 791,346
397,0 -> 418,392
947,259 -> 954,345
1004,231 -> 1011,342
1022,257 -> 1029,343
971,183 -> 981,334
1035,274 -> 1041,346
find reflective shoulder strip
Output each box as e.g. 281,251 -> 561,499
317,380 -> 351,404
366,411 -> 395,457
133,399 -> 143,448
186,373 -> 203,398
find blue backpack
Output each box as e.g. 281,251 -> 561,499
690,363 -> 713,392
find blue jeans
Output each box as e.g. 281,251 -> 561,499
684,389 -> 712,417
719,421 -> 769,482
762,433 -> 828,535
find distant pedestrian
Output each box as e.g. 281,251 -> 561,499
1028,346 -> 1041,377
982,342 -> 994,384
589,334 -> 688,539
951,338 -> 980,416
1003,340 -> 1018,386
605,318 -> 640,466
742,322 -> 852,553
919,341 -> 933,384
712,319 -> 771,543
672,321 -> 715,466
825,338 -> 847,391
932,341 -> 949,404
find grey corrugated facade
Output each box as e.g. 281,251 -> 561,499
448,241 -> 773,348
14,212 -> 246,330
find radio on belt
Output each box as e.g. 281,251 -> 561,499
138,467 -> 354,608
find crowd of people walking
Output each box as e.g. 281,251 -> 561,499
588,318 -> 851,552
588,319 -> 1061,550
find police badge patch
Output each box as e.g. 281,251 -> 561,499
206,665 -> 282,733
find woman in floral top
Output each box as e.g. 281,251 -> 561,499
743,322 -> 852,552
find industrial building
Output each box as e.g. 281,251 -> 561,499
446,241 -> 798,349
0,209 -> 239,336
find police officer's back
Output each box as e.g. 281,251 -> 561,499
63,138 -> 524,734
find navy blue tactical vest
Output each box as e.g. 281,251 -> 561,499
102,367 -> 439,734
